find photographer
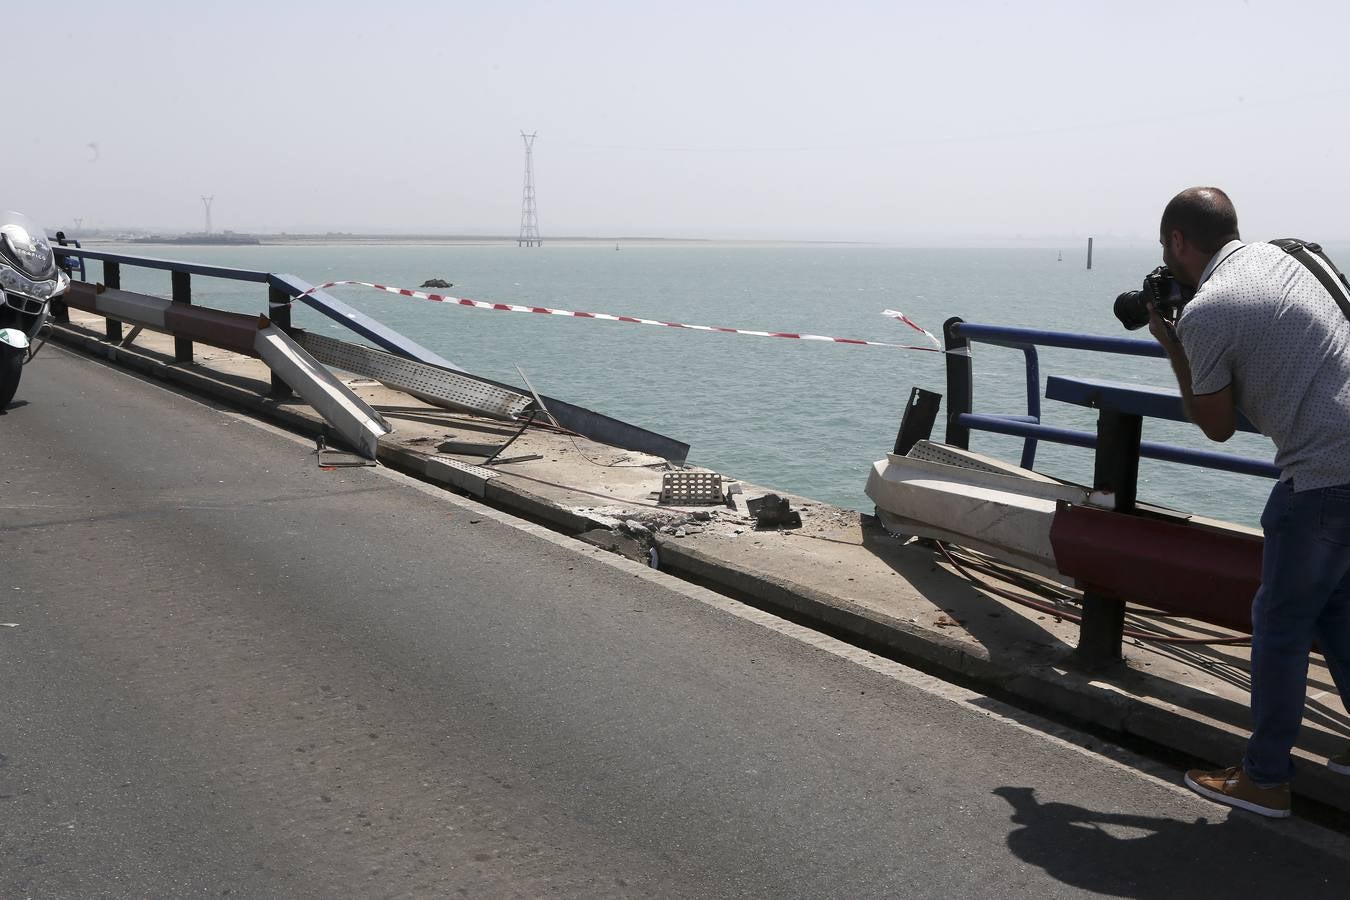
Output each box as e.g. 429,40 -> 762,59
1146,187 -> 1350,818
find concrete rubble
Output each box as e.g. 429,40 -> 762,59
49,309 -> 1350,819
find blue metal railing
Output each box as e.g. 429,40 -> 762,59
942,317 -> 1279,480
43,243 -> 691,461
954,322 -> 1169,358
54,245 -> 269,282
49,245 -> 456,370
52,233 -> 87,281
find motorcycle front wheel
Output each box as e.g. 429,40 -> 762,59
0,344 -> 24,410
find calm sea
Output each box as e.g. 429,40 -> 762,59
87,239 -> 1350,528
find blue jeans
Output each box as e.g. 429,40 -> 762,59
1243,479 -> 1350,785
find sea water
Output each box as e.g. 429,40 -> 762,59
88,239 -> 1350,528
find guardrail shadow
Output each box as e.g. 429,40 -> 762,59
857,526 -> 1075,660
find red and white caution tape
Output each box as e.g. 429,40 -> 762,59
880,309 -> 943,347
276,281 -> 945,352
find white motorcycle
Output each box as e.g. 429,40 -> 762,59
0,211 -> 69,409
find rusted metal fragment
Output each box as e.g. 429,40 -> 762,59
163,305 -> 263,356
1050,502 -> 1261,634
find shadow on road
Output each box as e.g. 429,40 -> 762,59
994,786 -> 1343,898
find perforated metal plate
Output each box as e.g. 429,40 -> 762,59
426,456 -> 500,498
296,332 -> 531,420
904,439 -> 1060,483
658,471 -> 724,505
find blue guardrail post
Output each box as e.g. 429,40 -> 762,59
943,317 -> 971,449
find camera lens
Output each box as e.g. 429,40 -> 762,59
1114,290 -> 1150,330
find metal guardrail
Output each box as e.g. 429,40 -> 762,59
51,233 -> 86,281
50,246 -> 456,372
53,246 -> 269,282
941,316 -> 1279,480
46,244 -> 692,461
940,317 -> 1280,667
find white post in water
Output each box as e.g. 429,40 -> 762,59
1087,237 -> 1093,270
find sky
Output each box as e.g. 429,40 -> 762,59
6,0 -> 1349,242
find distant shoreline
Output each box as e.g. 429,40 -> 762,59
80,234 -> 870,248
77,234 -> 1300,250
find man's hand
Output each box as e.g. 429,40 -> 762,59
1147,301 -> 1237,442
1147,301 -> 1181,353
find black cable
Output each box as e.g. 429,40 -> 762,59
483,408 -> 539,465
936,542 -> 1251,646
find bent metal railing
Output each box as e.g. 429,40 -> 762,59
46,244 -> 692,462
941,316 -> 1279,480
939,316 -> 1280,667
49,246 -> 459,387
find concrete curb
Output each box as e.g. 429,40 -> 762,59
654,537 -> 990,677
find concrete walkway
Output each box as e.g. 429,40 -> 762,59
36,310 -> 1350,821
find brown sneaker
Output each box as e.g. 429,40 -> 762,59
1330,749 -> 1350,776
1184,765 -> 1291,818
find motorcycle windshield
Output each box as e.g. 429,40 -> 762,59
0,211 -> 56,279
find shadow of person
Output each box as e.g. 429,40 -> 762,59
993,786 -> 1343,898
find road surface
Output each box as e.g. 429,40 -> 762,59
2,345 -> 1345,897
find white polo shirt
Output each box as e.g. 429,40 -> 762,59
1177,240 -> 1350,490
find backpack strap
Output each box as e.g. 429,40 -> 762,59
1269,238 -> 1350,323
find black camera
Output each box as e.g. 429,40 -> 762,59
1114,266 -> 1194,330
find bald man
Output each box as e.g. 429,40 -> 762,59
1148,187 -> 1350,818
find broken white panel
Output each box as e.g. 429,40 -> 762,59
865,453 -> 1090,580
255,324 -> 392,459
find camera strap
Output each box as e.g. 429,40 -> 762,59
1269,238 -> 1350,323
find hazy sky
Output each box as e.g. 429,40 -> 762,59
8,1 -> 1349,241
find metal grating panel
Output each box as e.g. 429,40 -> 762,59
658,471 -> 724,505
272,273 -> 459,369
904,439 -> 1060,483
297,332 -> 531,421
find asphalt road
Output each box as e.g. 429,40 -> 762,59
2,345 -> 1346,899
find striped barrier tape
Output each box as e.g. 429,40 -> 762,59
274,281 -> 949,353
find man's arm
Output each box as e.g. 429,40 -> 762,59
1148,305 -> 1237,442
